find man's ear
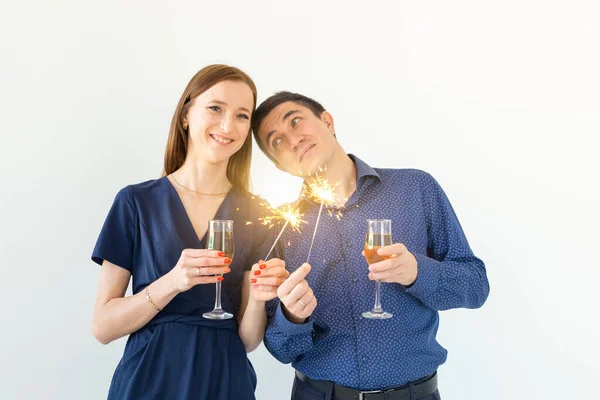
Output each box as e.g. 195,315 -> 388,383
320,111 -> 335,136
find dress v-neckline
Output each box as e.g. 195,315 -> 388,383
163,176 -> 234,247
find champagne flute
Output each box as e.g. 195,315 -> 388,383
203,220 -> 235,320
362,219 -> 393,319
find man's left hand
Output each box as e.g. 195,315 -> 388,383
364,243 -> 418,286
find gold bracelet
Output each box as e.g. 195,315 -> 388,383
144,287 -> 162,312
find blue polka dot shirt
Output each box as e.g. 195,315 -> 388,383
264,155 -> 490,390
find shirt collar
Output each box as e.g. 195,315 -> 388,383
348,154 -> 381,184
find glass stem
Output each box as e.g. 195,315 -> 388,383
214,281 -> 223,311
373,280 -> 383,313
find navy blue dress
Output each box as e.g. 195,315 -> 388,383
92,177 -> 273,400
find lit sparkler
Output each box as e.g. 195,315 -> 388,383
260,202 -> 306,260
303,173 -> 341,263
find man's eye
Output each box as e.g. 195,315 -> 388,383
291,117 -> 300,127
272,138 -> 282,147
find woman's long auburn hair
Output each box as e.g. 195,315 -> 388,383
163,64 -> 257,192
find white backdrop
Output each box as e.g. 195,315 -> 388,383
1,1 -> 599,399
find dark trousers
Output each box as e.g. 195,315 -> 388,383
291,375 -> 441,400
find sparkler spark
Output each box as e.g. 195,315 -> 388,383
303,173 -> 344,263
260,202 -> 306,260
303,173 -> 338,206
255,170 -> 347,264
259,203 -> 306,232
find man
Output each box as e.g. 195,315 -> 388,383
252,92 -> 489,400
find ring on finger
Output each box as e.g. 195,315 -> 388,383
196,267 -> 201,277
298,299 -> 307,307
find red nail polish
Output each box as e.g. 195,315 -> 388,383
224,258 -> 232,264
254,270 -> 261,276
250,278 -> 257,283
259,264 -> 267,269
218,252 -> 226,257
217,276 -> 225,282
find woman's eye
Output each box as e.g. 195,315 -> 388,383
208,106 -> 221,112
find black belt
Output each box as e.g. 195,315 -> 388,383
295,370 -> 438,400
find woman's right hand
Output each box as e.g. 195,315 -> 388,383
168,249 -> 232,293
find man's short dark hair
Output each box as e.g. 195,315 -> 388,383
252,92 -> 326,162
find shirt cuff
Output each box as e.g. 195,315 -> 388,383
273,302 -> 314,336
405,253 -> 441,300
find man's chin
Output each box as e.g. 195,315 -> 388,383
297,159 -> 327,177
278,153 -> 328,177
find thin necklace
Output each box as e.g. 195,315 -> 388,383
170,174 -> 231,196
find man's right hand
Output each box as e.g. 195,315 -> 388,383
276,263 -> 317,324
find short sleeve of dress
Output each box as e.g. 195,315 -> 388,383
91,186 -> 137,272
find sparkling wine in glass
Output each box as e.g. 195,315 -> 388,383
362,219 -> 393,319
203,220 -> 235,320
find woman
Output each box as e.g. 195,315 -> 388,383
91,64 -> 287,399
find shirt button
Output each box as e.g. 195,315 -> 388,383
362,356 -> 368,362
352,278 -> 358,283
346,241 -> 352,248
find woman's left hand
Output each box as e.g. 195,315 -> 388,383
248,258 -> 289,302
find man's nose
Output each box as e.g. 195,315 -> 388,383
292,136 -> 305,152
